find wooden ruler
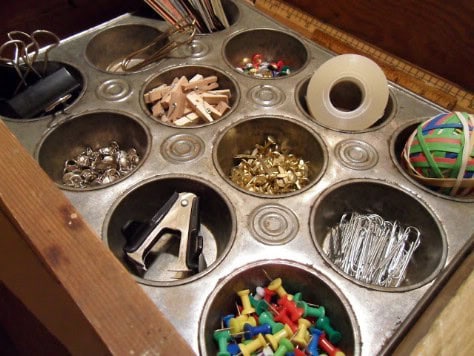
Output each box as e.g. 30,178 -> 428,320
255,0 -> 473,112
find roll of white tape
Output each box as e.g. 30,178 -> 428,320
306,54 -> 389,131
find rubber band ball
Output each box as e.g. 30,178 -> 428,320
401,111 -> 474,197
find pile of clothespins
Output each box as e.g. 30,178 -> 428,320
144,74 -> 231,126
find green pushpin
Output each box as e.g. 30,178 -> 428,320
249,294 -> 268,315
297,300 -> 325,319
316,315 -> 342,344
258,311 -> 284,333
292,292 -> 303,302
274,337 -> 294,356
213,329 -> 231,356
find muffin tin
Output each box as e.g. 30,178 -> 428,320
2,1 -> 473,354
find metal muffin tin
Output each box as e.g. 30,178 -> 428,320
2,1 -> 473,354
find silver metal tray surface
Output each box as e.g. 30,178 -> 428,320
2,1 -> 473,355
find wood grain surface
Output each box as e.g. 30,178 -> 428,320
0,120 -> 195,355
285,0 -> 474,93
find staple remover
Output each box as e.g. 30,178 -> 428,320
121,191 -> 206,278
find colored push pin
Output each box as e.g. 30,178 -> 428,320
222,314 -> 235,328
292,292 -> 303,302
249,294 -> 269,315
254,286 -> 266,301
297,300 -> 326,319
259,311 -> 284,334
316,316 -> 341,344
274,337 -> 294,356
292,318 -> 312,348
213,329 -> 231,356
293,347 -> 306,356
277,295 -> 304,321
238,333 -> 266,356
229,315 -> 256,335
243,323 -> 272,339
307,328 -> 323,355
263,287 -> 276,303
268,278 -> 292,300
238,289 -> 256,315
265,324 -> 294,351
319,332 -> 345,356
274,307 -> 297,333
227,342 -> 240,356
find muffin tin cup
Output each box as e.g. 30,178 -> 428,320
391,119 -> 474,203
103,175 -> 236,286
85,24 -> 167,73
141,64 -> 240,127
35,110 -> 150,190
223,28 -> 309,79
310,179 -> 447,292
0,60 -> 84,120
213,115 -> 328,197
199,259 -> 360,356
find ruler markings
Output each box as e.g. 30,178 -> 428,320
255,0 -> 473,110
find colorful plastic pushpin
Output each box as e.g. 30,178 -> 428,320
259,311 -> 285,334
268,278 -> 292,300
243,323 -> 272,339
293,348 -> 306,356
297,300 -> 325,319
274,337 -> 294,356
277,295 -> 304,321
316,316 -> 341,344
319,332 -> 345,356
265,324 -> 294,351
249,294 -> 269,315
254,286 -> 265,300
292,318 -> 312,348
263,287 -> 276,303
213,329 -> 231,356
238,289 -> 256,315
227,342 -> 240,356
292,292 -> 303,302
238,333 -> 266,356
222,314 -> 235,328
307,328 -> 323,355
229,315 -> 256,335
273,307 -> 297,333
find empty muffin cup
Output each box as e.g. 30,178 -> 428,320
142,65 -> 239,127
296,76 -> 396,132
0,61 -> 83,120
85,24 -> 166,73
224,29 -> 308,78
103,176 -> 236,285
214,116 -> 327,196
310,179 -> 447,291
36,111 -> 149,190
199,260 -> 359,355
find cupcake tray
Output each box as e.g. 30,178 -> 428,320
2,1 -> 473,355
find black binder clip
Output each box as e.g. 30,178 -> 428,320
121,191 -> 206,278
0,30 -> 80,118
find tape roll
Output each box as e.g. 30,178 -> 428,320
306,54 -> 389,131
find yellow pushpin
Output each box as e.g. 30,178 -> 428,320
292,318 -> 312,348
238,333 -> 266,356
267,277 -> 293,300
237,289 -> 256,315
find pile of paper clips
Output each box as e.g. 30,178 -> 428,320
0,30 -> 80,118
326,212 -> 421,288
145,0 -> 230,33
